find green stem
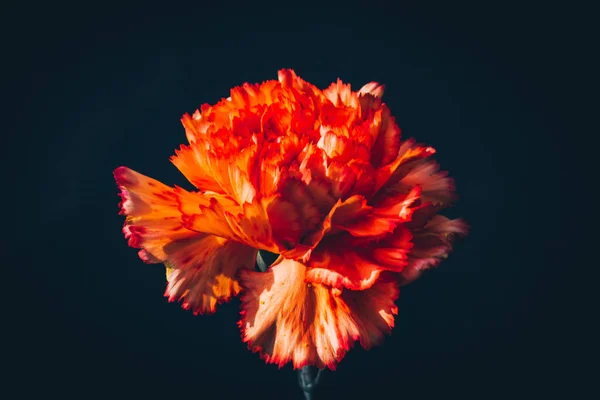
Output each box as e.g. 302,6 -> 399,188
298,366 -> 322,400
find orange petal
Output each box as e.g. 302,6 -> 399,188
170,143 -> 223,194
323,78 -> 359,108
239,259 -> 399,370
171,141 -> 257,205
180,112 -> 213,144
115,167 -> 257,313
180,197 -> 241,241
180,195 -> 299,254
277,69 -> 316,93
164,235 -> 256,314
114,166 -> 198,262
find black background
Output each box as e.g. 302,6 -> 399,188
6,1 -> 591,399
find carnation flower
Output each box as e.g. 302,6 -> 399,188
114,69 -> 467,373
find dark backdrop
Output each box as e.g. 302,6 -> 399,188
6,2 -> 589,399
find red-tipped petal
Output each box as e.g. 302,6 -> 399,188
164,236 -> 256,315
339,186 -> 422,238
114,166 -> 198,261
306,225 -> 413,290
115,167 -> 254,313
239,258 -> 399,370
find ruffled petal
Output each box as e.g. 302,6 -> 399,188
323,79 -> 359,108
280,193 -> 372,262
317,126 -> 370,164
325,159 -> 377,199
306,225 -> 413,290
400,214 -> 469,285
115,167 -> 255,313
170,143 -> 223,194
239,259 -> 399,370
370,105 -> 402,168
229,81 -> 282,110
273,177 -> 323,244
375,139 -> 436,192
382,159 -> 456,206
179,193 -> 304,254
339,186 -> 421,237
164,235 -> 256,314
171,141 -> 257,205
358,82 -> 385,98
114,166 -> 198,262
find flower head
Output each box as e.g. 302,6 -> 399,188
114,69 -> 467,370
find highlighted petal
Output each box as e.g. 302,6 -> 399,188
358,82 -> 385,98
239,259 -> 398,370
171,141 -> 257,205
323,79 -> 359,108
171,144 -> 223,194
165,235 -> 256,314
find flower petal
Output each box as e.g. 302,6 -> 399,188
164,235 -> 256,314
115,167 -> 254,313
114,166 -> 197,262
369,105 -> 402,168
323,78 -> 359,108
375,139 -> 436,192
400,213 -> 469,285
306,225 -> 413,290
339,186 -> 422,237
170,143 -> 223,194
171,140 -> 257,205
358,82 -> 385,98
382,159 -> 456,206
239,259 -> 398,370
180,193 -> 303,254
317,126 -> 370,164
